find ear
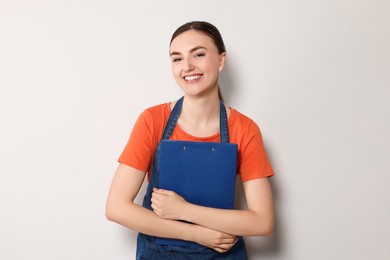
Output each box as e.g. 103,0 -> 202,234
218,52 -> 227,72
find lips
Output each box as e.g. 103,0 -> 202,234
184,74 -> 202,81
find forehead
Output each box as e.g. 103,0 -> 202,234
170,30 -> 217,53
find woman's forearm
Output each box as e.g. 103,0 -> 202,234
182,178 -> 274,236
107,164 -> 239,252
151,178 -> 274,236
105,164 -> 199,242
181,204 -> 273,236
106,201 -> 238,252
106,201 -> 197,241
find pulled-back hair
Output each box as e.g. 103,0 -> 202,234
170,21 -> 226,54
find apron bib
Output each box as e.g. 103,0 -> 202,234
136,97 -> 248,260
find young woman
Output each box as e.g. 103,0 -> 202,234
106,21 -> 274,259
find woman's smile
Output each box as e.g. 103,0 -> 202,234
183,74 -> 203,82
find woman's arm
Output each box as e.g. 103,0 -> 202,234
105,163 -> 238,253
151,177 -> 274,236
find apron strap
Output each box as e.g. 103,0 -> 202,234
161,96 -> 230,143
219,100 -> 230,143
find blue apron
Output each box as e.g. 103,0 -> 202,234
136,97 -> 248,260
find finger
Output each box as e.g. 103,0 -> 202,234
215,241 -> 236,253
214,248 -> 226,253
151,191 -> 161,199
214,245 -> 229,254
212,246 -> 227,254
216,239 -> 236,247
153,188 -> 164,193
150,200 -> 158,209
151,205 -> 161,216
215,238 -> 238,250
153,188 -> 174,195
150,197 -> 160,207
216,233 -> 236,241
218,237 -> 236,244
151,193 -> 166,202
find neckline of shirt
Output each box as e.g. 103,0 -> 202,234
164,102 -> 235,141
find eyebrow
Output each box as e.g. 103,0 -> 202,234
169,46 -> 207,56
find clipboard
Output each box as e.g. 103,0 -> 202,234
156,140 -> 238,247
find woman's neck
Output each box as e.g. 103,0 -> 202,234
178,94 -> 221,137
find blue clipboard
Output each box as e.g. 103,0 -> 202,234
156,140 -> 238,247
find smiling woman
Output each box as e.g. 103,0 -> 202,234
106,21 -> 275,260
170,21 -> 227,101
169,30 -> 226,101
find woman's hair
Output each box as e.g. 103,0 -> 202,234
170,21 -> 226,101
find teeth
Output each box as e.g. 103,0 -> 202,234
184,75 -> 201,81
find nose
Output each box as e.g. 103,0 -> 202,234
183,57 -> 195,72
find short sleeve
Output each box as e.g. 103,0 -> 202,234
238,121 -> 274,182
118,110 -> 156,173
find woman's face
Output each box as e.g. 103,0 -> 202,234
169,30 -> 226,98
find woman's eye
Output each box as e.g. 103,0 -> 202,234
172,58 -> 182,62
195,53 -> 205,58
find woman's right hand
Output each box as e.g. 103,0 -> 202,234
193,225 -> 238,253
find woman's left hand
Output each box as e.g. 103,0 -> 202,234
151,188 -> 188,220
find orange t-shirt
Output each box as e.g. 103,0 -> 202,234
118,103 -> 274,182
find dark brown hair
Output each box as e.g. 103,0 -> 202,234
170,21 -> 226,101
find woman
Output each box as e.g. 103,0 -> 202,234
106,21 -> 274,259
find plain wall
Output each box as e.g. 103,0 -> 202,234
1,0 -> 389,259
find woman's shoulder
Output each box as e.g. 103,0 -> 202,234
229,107 -> 263,138
229,108 -> 256,127
228,108 -> 267,155
133,102 -> 171,138
140,102 -> 171,120
143,102 -> 169,113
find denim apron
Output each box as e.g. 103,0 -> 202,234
136,97 -> 248,260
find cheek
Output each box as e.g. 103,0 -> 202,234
202,65 -> 219,80
202,58 -> 220,73
171,67 -> 184,86
171,65 -> 181,78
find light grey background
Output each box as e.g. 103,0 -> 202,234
1,1 -> 389,259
